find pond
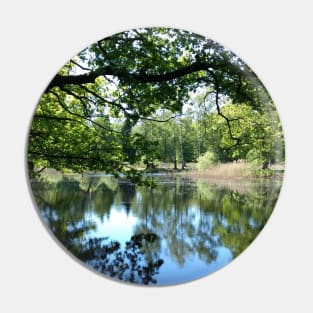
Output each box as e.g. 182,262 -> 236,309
31,174 -> 282,286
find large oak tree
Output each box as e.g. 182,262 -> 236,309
27,27 -> 276,179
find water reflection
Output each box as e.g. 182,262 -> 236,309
31,175 -> 282,285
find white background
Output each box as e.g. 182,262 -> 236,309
1,1 -> 312,312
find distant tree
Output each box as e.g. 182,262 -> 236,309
201,102 -> 284,168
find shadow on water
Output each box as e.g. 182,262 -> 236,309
31,174 -> 282,285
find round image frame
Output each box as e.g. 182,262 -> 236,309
26,27 -> 285,286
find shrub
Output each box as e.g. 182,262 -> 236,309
197,150 -> 217,170
246,148 -> 263,165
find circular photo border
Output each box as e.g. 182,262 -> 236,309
26,27 -> 285,286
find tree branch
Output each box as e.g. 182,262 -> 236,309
139,113 -> 183,123
70,59 -> 92,71
34,114 -> 84,123
207,70 -> 241,145
28,150 -> 119,161
46,60 -> 224,91
48,90 -> 121,134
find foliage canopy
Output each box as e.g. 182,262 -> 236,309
28,27 -> 284,180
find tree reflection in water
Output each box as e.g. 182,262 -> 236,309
34,176 -> 163,285
31,174 -> 282,285
43,210 -> 163,285
82,233 -> 163,285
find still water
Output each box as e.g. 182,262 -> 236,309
31,174 -> 282,286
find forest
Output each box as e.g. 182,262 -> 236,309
27,27 -> 284,182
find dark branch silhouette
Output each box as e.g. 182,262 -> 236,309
46,60 -> 232,91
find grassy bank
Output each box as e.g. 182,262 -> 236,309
33,161 -> 284,183
180,161 -> 284,179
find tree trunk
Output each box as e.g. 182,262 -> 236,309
179,119 -> 185,170
262,160 -> 269,169
173,154 -> 177,170
173,132 -> 177,169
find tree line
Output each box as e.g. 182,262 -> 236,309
131,95 -> 284,170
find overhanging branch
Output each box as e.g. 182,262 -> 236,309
207,70 -> 241,145
46,60 -> 226,92
48,90 -> 121,134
